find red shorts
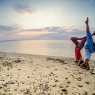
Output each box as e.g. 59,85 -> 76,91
75,47 -> 82,61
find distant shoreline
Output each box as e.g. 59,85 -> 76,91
0,51 -> 73,59
0,51 -> 95,61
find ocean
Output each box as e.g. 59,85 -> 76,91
0,40 -> 95,59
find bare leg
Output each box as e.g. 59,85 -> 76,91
85,59 -> 90,70
85,17 -> 90,32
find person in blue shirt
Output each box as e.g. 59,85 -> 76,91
81,17 -> 95,70
71,19 -> 95,66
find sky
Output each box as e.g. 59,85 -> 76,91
0,0 -> 95,40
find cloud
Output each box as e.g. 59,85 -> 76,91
14,4 -> 33,14
0,25 -> 87,41
32,27 -> 86,40
0,24 -> 20,33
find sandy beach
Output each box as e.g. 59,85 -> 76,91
0,52 -> 95,95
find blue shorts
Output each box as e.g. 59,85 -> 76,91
85,49 -> 91,60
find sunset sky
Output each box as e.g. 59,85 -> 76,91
0,0 -> 95,40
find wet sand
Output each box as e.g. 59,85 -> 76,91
0,52 -> 95,95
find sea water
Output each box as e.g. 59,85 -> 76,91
0,40 -> 95,59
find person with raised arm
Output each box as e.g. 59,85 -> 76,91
81,17 -> 95,70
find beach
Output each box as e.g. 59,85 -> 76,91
0,52 -> 95,95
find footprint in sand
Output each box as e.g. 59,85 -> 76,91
61,88 -> 68,95
27,76 -> 30,78
6,74 -> 9,77
83,91 -> 88,95
54,68 -> 58,71
47,57 -> 66,64
59,85 -> 63,88
23,89 -> 31,95
54,79 -> 59,82
78,71 -> 83,74
14,58 -> 22,63
14,88 -> 17,91
21,81 -> 24,84
65,85 -> 69,88
49,72 -> 55,76
18,68 -> 21,70
85,81 -> 90,85
65,77 -> 68,80
2,61 -> 13,68
77,84 -> 83,88
0,86 -> 3,89
47,57 -> 54,61
52,84 -> 56,87
92,93 -> 95,95
76,77 -> 82,81
67,81 -> 71,84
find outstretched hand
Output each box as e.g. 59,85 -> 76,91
85,17 -> 89,24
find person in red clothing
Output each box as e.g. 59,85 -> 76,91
71,36 -> 86,64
